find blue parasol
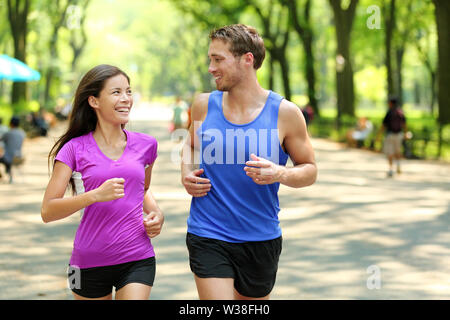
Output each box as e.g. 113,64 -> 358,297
0,54 -> 41,82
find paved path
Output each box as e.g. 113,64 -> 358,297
1,103 -> 449,299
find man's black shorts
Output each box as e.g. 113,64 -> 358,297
67,257 -> 155,299
186,232 -> 282,298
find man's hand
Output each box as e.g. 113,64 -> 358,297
143,211 -> 164,238
244,154 -> 284,185
182,168 -> 211,197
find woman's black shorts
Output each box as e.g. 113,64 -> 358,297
186,232 -> 282,298
67,257 -> 155,299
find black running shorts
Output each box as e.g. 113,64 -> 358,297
186,232 -> 282,298
68,257 -> 155,299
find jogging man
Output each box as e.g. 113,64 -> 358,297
181,24 -> 317,300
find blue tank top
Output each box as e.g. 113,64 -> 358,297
187,90 -> 289,242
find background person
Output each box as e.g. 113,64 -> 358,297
0,116 -> 26,183
376,96 -> 407,177
346,117 -> 373,148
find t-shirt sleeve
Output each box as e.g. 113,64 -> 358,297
146,136 -> 158,166
55,140 -> 76,171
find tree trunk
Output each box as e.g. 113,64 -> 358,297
384,0 -> 396,99
430,71 -> 436,115
287,0 -> 319,115
69,0 -> 90,70
277,49 -> 291,101
395,47 -> 404,106
268,55 -> 274,90
432,0 -> 450,125
328,0 -> 358,123
7,0 -> 30,105
251,0 -> 291,100
432,0 -> 450,158
304,35 -> 318,114
43,0 -> 73,110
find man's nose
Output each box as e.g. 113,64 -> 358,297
208,62 -> 216,74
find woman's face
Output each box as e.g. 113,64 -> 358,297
89,74 -> 133,125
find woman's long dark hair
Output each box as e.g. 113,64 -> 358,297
48,64 -> 130,191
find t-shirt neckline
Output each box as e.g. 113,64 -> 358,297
90,129 -> 129,162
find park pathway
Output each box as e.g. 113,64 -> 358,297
0,102 -> 449,299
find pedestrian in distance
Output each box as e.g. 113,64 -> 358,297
41,64 -> 164,300
376,96 -> 407,177
171,96 -> 186,132
181,24 -> 317,300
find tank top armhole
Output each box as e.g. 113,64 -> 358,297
270,92 -> 289,161
204,91 -> 222,122
196,91 -> 221,135
270,91 -> 284,130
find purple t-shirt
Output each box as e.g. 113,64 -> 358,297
55,129 -> 158,268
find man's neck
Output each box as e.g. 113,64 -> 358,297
226,78 -> 268,112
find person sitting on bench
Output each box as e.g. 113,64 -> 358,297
0,116 -> 25,183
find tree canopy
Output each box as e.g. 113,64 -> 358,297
0,0 -> 448,157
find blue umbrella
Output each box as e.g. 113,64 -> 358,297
0,54 -> 40,82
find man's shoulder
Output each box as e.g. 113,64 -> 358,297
191,92 -> 212,120
278,98 -> 302,120
193,92 -> 211,106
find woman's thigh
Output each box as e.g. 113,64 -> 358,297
115,283 -> 152,300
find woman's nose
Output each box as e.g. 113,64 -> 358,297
120,92 -> 131,102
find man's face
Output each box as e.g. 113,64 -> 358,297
208,39 -> 243,91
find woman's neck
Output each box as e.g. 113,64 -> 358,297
93,122 -> 126,146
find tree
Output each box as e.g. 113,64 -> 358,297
43,0 -> 76,110
246,0 -> 292,100
172,0 -> 293,100
432,0 -> 450,157
328,0 -> 359,124
392,0 -> 414,107
383,0 -> 396,100
414,0 -> 437,115
170,0 -> 247,93
6,0 -> 31,104
382,0 -> 414,107
285,0 -> 319,115
0,3 -> 12,101
67,0 -> 91,71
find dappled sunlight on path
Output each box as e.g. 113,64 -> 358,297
0,103 -> 449,299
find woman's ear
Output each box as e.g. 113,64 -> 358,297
88,96 -> 98,109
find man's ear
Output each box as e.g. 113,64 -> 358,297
243,52 -> 254,67
88,96 -> 98,109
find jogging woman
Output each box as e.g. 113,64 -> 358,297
41,64 -> 163,300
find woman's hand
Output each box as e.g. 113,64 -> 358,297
94,178 -> 125,202
143,211 -> 164,238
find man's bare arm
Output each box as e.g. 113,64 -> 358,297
244,100 -> 317,188
181,93 -> 212,197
